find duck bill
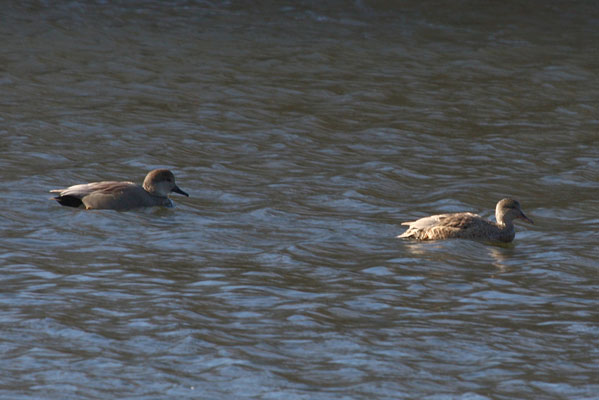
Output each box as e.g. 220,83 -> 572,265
172,185 -> 189,197
519,212 -> 533,224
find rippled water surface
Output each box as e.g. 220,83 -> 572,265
1,1 -> 598,399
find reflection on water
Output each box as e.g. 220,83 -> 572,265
487,245 -> 513,271
1,1 -> 598,399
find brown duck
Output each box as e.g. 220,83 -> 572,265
51,169 -> 189,210
398,198 -> 533,242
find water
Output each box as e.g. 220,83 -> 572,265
1,1 -> 598,399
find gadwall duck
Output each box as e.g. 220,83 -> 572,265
397,198 -> 533,242
51,169 -> 189,210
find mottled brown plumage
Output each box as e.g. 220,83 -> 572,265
51,169 -> 188,210
398,198 -> 533,242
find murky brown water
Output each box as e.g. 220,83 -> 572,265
2,1 -> 598,399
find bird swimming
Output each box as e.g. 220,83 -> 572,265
397,198 -> 533,242
50,169 -> 189,210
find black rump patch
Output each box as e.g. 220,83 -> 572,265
55,195 -> 83,208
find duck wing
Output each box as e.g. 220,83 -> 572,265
50,181 -> 136,208
51,181 -> 135,197
398,212 -> 485,240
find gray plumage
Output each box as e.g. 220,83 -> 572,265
51,169 -> 188,210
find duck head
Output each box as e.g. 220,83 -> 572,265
143,169 -> 189,198
495,198 -> 533,226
